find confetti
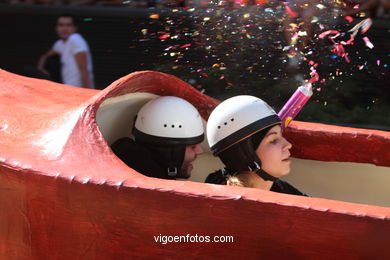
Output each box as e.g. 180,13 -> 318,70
318,30 -> 340,40
363,36 -> 374,49
345,16 -> 354,23
131,0 -> 384,116
149,14 -> 159,19
180,43 -> 191,48
159,34 -> 170,40
348,18 -> 372,37
297,31 -> 308,37
361,18 -> 372,34
283,3 -> 299,18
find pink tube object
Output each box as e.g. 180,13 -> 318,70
278,84 -> 313,130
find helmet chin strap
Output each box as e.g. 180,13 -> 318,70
255,169 -> 278,182
167,167 -> 178,177
250,161 -> 278,182
140,142 -> 185,179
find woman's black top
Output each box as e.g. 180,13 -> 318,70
205,169 -> 308,196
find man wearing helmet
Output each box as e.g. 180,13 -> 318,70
111,96 -> 204,180
205,95 -> 307,196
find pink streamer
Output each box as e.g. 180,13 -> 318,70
318,30 -> 340,40
318,30 -> 353,63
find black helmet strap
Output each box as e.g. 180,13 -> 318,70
255,168 -> 278,182
139,142 -> 186,179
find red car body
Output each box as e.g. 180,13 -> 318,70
1,70 -> 389,259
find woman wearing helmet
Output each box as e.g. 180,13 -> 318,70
205,95 -> 307,196
111,96 -> 204,180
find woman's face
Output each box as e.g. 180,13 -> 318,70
256,125 -> 292,178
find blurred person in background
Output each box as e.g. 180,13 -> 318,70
38,14 -> 95,89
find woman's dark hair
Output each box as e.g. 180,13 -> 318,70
217,126 -> 273,173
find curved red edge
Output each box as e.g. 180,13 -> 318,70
285,121 -> 390,167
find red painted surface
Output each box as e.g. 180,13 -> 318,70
1,69 -> 390,259
285,121 -> 390,167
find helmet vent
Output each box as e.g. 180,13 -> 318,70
217,119 -> 234,129
179,125 -> 182,128
164,124 -> 167,127
171,125 -> 175,128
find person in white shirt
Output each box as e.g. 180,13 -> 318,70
38,14 -> 94,89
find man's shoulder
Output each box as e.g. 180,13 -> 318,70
111,137 -> 136,153
52,39 -> 63,50
68,33 -> 85,41
111,138 -> 169,179
68,33 -> 88,46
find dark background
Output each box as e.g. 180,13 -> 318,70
0,4 -> 389,130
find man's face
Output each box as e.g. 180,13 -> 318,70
56,17 -> 76,40
178,143 -> 204,179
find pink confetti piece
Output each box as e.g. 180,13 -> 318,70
283,2 -> 299,18
363,36 -> 374,49
159,34 -> 170,40
377,60 -> 380,66
308,66 -> 320,84
180,43 -> 191,48
345,16 -> 354,23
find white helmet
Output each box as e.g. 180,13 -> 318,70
133,96 -> 204,145
207,95 -> 280,155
